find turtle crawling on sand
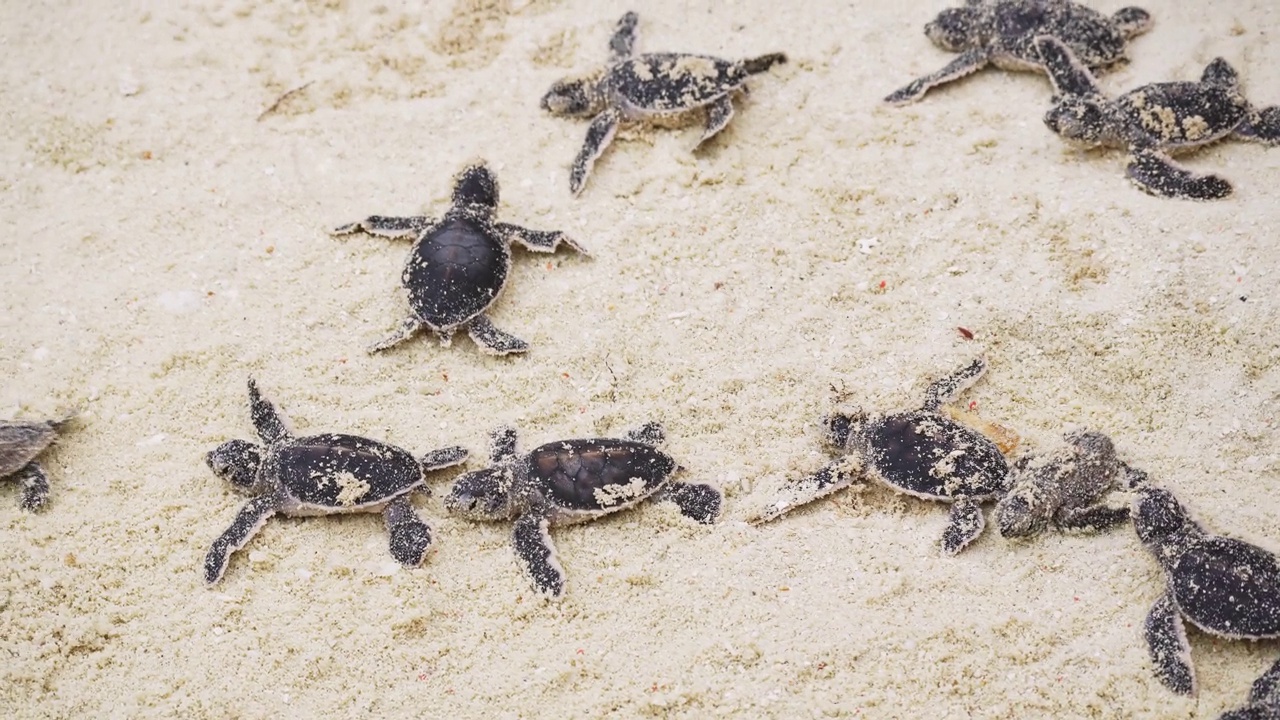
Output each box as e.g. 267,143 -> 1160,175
1036,35 -> 1280,199
885,0 -> 1152,105
203,379 -> 468,585
752,358 -> 1011,555
445,422 -> 721,598
331,162 -> 587,354
995,429 -> 1136,539
541,11 -> 787,195
1133,485 -> 1280,696
1,413 -> 75,511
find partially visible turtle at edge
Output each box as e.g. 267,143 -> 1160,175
541,11 -> 787,195
885,0 -> 1152,105
1219,658 -> 1280,720
1,412 -> 76,511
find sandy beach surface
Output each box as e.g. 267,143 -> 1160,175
3,0 -> 1279,717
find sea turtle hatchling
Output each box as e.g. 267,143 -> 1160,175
1219,658 -> 1280,720
445,422 -> 722,598
751,358 -> 1011,555
540,11 -> 787,195
885,0 -> 1152,105
331,162 -> 587,355
202,378 -> 469,585
995,429 -> 1137,539
1036,35 -> 1280,199
1,413 -> 75,511
1133,484 -> 1280,696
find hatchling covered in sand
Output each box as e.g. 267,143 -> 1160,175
445,422 -> 721,598
885,0 -> 1152,105
1036,35 -> 1280,199
203,379 -> 468,584
1132,484 -> 1280,696
752,358 -> 1011,555
995,429 -> 1136,539
1,413 -> 75,511
540,11 -> 787,195
331,162 -> 587,355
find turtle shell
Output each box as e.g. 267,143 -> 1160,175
403,216 -> 510,330
0,421 -> 58,477
610,53 -> 746,113
1172,536 -> 1280,639
525,438 -> 677,514
271,433 -> 422,511
1116,84 -> 1248,149
999,2 -> 1125,67
863,410 -> 1009,500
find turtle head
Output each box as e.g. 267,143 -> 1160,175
452,163 -> 499,211
206,439 -> 266,494
445,467 -> 515,520
1043,95 -> 1109,146
995,480 -> 1050,538
823,408 -> 868,450
540,75 -> 605,117
1132,485 -> 1198,552
1065,429 -> 1116,462
925,6 -> 981,52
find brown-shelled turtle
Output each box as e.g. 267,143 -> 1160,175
540,11 -> 787,195
445,422 -> 721,598
1,413 -> 75,511
751,357 -> 1011,555
1036,35 -> 1280,199
885,0 -> 1152,105
995,429 -> 1137,539
1219,658 -> 1280,720
331,162 -> 587,354
203,379 -> 468,585
1133,484 -> 1280,696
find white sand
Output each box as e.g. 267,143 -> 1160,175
3,0 -> 1279,717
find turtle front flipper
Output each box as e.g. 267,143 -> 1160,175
513,513 -> 565,598
608,11 -> 639,62
15,462 -> 49,511
940,497 -> 985,555
367,317 -> 424,354
1125,149 -> 1232,200
204,492 -> 284,585
749,458 -> 858,525
569,108 -> 621,196
421,445 -> 469,471
695,96 -> 735,149
658,482 -> 722,524
330,214 -> 435,240
494,223 -> 590,256
384,495 -> 433,567
884,48 -> 991,106
921,357 -> 987,411
1054,503 -> 1130,532
1144,590 -> 1196,695
467,315 -> 529,356
1235,107 -> 1280,145
247,378 -> 293,445
1033,36 -> 1103,98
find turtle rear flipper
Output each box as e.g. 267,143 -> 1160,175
1125,149 -> 1232,200
16,462 -> 49,512
1235,107 -> 1280,145
940,497 -> 985,555
513,513 -> 565,598
749,459 -> 857,524
384,495 -> 433,567
696,96 -> 735,149
204,492 -> 283,585
1144,590 -> 1197,695
367,317 -> 424,354
658,482 -> 722,524
468,315 -> 529,356
884,48 -> 991,106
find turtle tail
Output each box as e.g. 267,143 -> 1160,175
742,53 -> 787,75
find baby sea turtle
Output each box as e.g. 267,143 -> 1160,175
1219,658 -> 1280,720
203,378 -> 468,585
885,0 -> 1152,105
1,413 -> 74,511
445,422 -> 721,598
540,11 -> 787,195
752,358 -> 1011,555
995,429 -> 1134,539
1133,484 -> 1280,696
1036,35 -> 1280,199
331,162 -> 587,354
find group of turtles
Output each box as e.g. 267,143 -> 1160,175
5,1 -> 1279,716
